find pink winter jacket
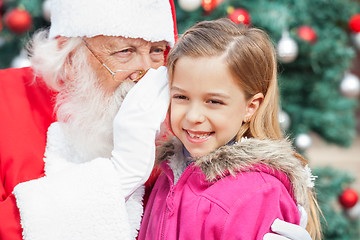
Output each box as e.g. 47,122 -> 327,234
139,137 -> 313,240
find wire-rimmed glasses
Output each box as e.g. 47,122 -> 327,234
82,39 -> 148,82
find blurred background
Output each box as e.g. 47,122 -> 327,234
0,0 -> 360,238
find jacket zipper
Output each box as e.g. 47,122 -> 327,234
160,162 -> 194,239
160,205 -> 168,240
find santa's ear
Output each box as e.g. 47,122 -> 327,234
55,36 -> 69,50
57,36 -> 75,82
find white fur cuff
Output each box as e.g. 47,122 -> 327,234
13,159 -> 136,240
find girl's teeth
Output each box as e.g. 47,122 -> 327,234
188,131 -> 210,139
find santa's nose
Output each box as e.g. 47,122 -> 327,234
130,69 -> 149,82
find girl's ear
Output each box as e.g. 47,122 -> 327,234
243,93 -> 264,122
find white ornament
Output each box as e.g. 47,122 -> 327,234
277,30 -> 298,63
42,0 -> 51,22
0,37 -> 5,48
351,33 -> 360,51
346,202 -> 360,221
279,110 -> 291,131
178,0 -> 202,12
340,73 -> 360,98
295,133 -> 312,151
11,50 -> 31,68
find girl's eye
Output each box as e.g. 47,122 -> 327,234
172,94 -> 188,100
208,99 -> 224,105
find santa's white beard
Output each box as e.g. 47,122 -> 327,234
55,66 -> 135,162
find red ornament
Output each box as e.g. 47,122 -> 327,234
297,25 -> 317,44
4,8 -> 33,34
202,0 -> 218,12
349,14 -> 360,33
227,8 -> 251,25
339,188 -> 359,209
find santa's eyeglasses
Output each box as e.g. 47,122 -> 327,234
82,39 -> 148,82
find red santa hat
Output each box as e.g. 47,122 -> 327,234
49,0 -> 178,47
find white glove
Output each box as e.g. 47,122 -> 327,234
111,66 -> 170,198
263,204 -> 311,240
263,218 -> 312,240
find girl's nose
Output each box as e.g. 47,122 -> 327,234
186,104 -> 206,123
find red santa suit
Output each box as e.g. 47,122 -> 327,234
0,67 -> 55,239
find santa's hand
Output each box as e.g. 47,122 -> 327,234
263,218 -> 312,240
111,66 -> 169,198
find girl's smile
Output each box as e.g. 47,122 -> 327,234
184,129 -> 215,143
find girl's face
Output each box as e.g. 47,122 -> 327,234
170,56 -> 262,157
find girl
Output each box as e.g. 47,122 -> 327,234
139,18 -> 321,240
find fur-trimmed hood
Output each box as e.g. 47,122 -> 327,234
157,137 -> 315,209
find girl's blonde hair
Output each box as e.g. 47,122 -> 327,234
167,18 -> 322,239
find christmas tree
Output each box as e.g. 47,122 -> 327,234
1,0 -> 360,238
175,0 -> 360,239
0,0 -> 50,68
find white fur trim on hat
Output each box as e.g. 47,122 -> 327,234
49,0 -> 175,47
